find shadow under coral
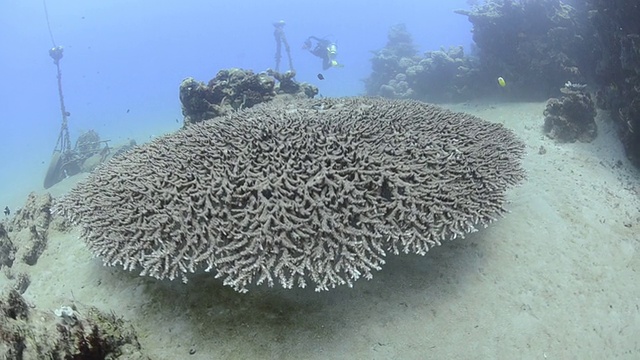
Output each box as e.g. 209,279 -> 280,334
111,231 -> 487,356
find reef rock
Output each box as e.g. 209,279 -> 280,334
543,83 -> 597,142
455,0 -> 592,99
179,68 -> 318,126
0,223 -> 15,270
366,24 -> 480,102
588,0 -> 640,166
0,289 -> 149,359
4,193 -> 53,266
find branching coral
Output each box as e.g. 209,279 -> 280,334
56,97 -> 525,292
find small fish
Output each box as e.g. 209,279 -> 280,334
3,206 -> 9,216
497,76 -> 506,87
317,73 -> 324,80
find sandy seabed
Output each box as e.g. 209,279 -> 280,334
3,101 -> 640,359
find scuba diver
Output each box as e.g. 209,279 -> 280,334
303,36 -> 342,70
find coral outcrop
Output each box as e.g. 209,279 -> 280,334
587,0 -> 640,166
543,82 -> 597,142
0,223 -> 15,270
3,193 -> 53,267
0,289 -> 149,359
365,1 -> 640,166
366,24 -> 480,102
455,0 -> 592,99
179,68 -> 318,126
0,193 -> 67,296
367,1 -> 640,166
367,2 -> 593,102
267,69 -> 319,99
56,97 -> 525,293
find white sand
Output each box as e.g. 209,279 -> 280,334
4,101 -> 640,359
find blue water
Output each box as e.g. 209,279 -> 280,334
0,0 -> 472,209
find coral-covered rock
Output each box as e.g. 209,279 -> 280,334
365,24 -> 418,98
616,96 -> 640,165
543,83 -> 597,142
179,69 -> 276,125
0,289 -> 149,359
5,193 -> 53,266
0,223 -> 15,270
267,69 -> 319,98
0,193 -> 59,295
366,24 -> 481,102
180,68 -> 317,126
587,0 -> 640,166
455,0 -> 592,99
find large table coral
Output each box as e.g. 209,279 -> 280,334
56,97 -> 526,292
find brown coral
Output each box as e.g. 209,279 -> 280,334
56,97 -> 525,292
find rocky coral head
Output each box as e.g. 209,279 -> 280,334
55,97 -> 525,292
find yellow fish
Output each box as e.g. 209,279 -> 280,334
497,77 -> 506,87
